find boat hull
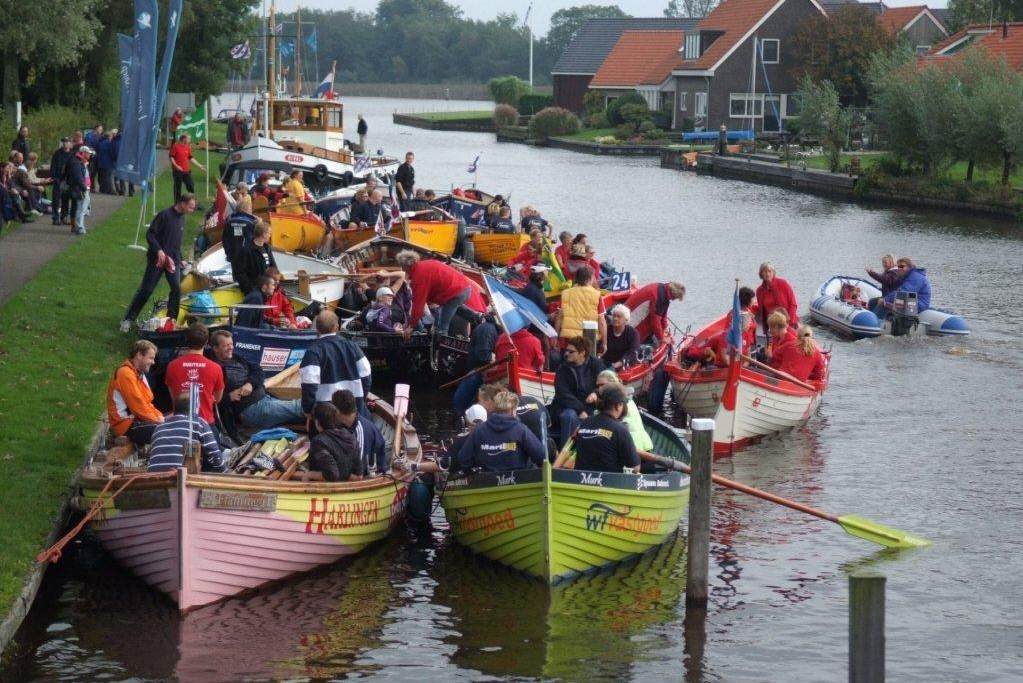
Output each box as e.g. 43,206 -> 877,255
405,219 -> 460,255
442,463 -> 688,583
516,342 -> 669,404
225,137 -> 398,187
468,233 -> 529,265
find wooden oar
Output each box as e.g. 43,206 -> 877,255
437,354 -> 512,390
739,353 -> 818,392
638,452 -> 930,549
391,384 -> 410,463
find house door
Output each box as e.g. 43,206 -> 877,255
763,96 -> 782,133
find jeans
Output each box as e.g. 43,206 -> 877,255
436,286 -> 472,335
126,419 -> 159,446
74,190 -> 91,232
99,168 -> 115,194
239,396 -> 305,430
51,182 -> 62,222
453,373 -> 483,416
646,368 -> 671,417
558,408 -> 582,448
173,170 -> 195,202
124,258 -> 182,322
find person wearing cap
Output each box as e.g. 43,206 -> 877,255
515,264 -> 550,317
49,137 -> 74,225
366,286 -> 406,334
67,145 -> 93,235
571,384 -> 640,474
456,391 -> 545,473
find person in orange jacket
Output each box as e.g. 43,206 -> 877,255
106,340 -> 164,446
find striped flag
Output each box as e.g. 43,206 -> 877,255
468,154 -> 480,173
353,154 -> 371,174
230,40 -> 251,59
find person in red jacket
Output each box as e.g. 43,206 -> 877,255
395,249 -> 485,334
507,228 -> 544,274
755,262 -> 799,332
765,310 -> 797,368
625,281 -> 685,344
494,328 -> 545,373
773,325 -> 826,382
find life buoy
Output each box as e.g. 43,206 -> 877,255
341,171 -> 354,187
314,164 -> 329,182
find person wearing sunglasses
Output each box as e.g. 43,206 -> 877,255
551,336 -> 606,448
878,257 -> 932,318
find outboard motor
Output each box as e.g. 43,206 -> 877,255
638,344 -> 654,363
889,291 -> 919,336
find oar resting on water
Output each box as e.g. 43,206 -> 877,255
639,451 -> 930,550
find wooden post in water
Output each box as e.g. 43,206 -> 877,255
849,572 -> 886,683
685,418 -> 714,607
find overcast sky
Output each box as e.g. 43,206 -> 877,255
271,1 -> 947,34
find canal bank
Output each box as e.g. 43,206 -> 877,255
7,96 -> 1023,682
0,159 -> 217,656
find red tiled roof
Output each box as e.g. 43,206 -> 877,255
877,6 -> 929,34
678,0 -> 824,71
925,23 -> 1023,70
590,30 -> 685,87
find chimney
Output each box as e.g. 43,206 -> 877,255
1003,19 -> 1009,40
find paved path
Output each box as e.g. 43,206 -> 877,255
0,157 -> 170,307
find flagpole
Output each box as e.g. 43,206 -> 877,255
205,96 -> 211,200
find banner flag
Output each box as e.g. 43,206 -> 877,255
115,33 -> 134,182
134,0 -> 159,186
147,0 -> 182,185
177,101 -> 208,141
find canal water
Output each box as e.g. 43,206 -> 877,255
4,97 -> 1022,682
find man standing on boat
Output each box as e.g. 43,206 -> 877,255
301,311 -> 373,422
356,114 -> 368,151
121,194 -> 198,332
169,133 -> 206,203
232,220 -> 278,294
395,151 -> 415,211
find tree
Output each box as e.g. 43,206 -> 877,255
947,0 -> 1023,32
172,0 -> 260,102
663,0 -> 719,17
488,76 -> 532,106
0,0 -> 105,117
545,5 -> 629,64
796,76 -> 852,172
788,5 -> 895,106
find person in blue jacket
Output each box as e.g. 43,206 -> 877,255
880,257 -> 931,316
456,391 -> 545,473
332,389 -> 390,475
95,131 -> 116,194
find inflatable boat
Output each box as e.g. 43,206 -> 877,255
808,275 -> 970,339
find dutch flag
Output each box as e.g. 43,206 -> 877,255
314,69 -> 334,99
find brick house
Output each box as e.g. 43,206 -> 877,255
876,5 -> 947,53
670,0 -> 827,134
552,18 -> 699,114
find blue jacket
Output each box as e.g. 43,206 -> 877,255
347,414 -> 389,474
456,412 -> 545,472
884,267 -> 931,311
96,138 -> 115,170
299,334 -> 372,413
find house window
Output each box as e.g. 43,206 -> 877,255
916,45 -> 930,55
695,92 -> 707,117
729,93 -> 764,118
783,94 -> 800,119
679,90 -> 688,111
759,39 -> 780,64
684,34 -> 700,60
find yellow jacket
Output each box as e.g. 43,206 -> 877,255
559,285 -> 601,339
277,178 -> 308,215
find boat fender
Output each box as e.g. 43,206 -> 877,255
341,170 -> 354,187
454,218 -> 467,258
461,239 -> 476,266
314,164 -> 329,182
406,478 -> 435,522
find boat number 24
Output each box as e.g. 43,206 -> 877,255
608,271 -> 631,292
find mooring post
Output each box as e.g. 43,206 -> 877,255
849,571 -> 886,683
685,418 -> 714,607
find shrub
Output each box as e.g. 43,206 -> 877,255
644,126 -> 667,140
518,93 -> 553,115
529,107 -> 580,140
493,103 -> 519,128
488,76 -> 532,107
593,135 -> 619,145
618,103 -> 652,127
615,122 -> 637,139
606,91 -> 647,125
0,105 -> 92,158
582,90 -> 605,115
637,120 -> 657,134
585,111 -> 609,129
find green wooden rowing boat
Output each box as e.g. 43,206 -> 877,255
440,412 -> 691,583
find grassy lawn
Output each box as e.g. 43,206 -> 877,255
0,154 -> 222,620
800,153 -> 1023,186
413,110 -> 493,121
560,127 -> 617,141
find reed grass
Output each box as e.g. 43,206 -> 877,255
0,154 -> 222,618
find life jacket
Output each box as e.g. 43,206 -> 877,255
559,285 -> 600,339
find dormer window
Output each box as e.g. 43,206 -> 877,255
684,34 -> 700,60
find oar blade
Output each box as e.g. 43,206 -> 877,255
837,514 -> 931,549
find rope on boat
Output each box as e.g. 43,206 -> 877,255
36,472 -> 176,565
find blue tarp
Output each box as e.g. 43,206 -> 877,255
682,130 -> 755,142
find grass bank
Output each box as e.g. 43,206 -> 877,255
0,155 -> 221,621
407,109 -> 493,121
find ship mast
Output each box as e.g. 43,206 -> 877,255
294,6 -> 303,97
267,1 -> 276,137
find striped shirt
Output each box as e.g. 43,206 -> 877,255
299,333 -> 372,413
147,414 -> 226,473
